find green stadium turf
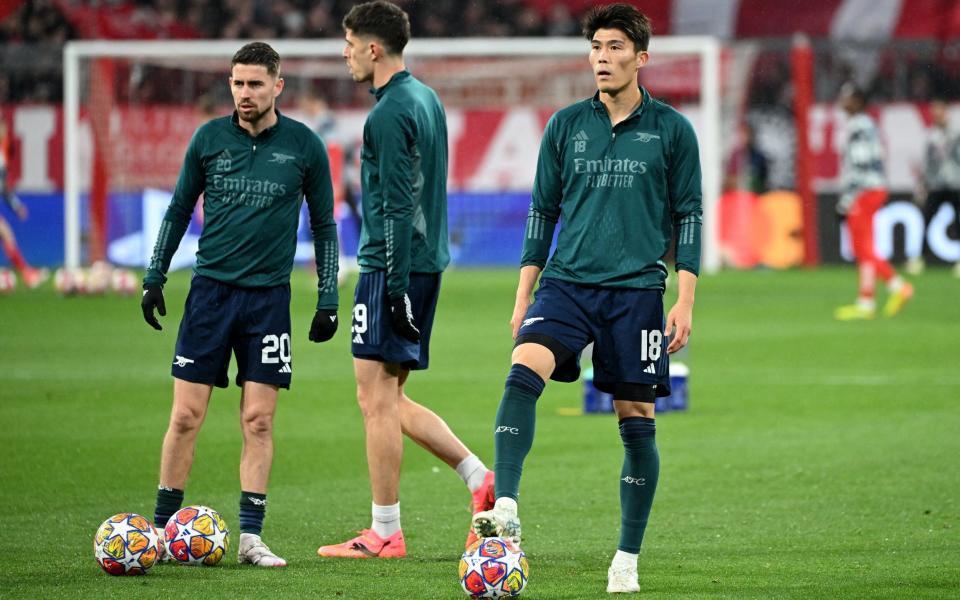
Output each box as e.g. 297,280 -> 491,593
0,267 -> 957,598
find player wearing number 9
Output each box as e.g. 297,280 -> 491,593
139,42 -> 339,567
316,1 -> 496,560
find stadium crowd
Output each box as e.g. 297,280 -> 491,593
1,0 -> 579,42
0,0 -> 581,102
4,0 -> 960,104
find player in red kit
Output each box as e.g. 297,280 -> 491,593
0,119 -> 48,289
834,83 -> 913,320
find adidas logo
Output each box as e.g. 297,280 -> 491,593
621,476 -> 646,486
221,149 -> 232,160
278,364 -> 291,374
643,363 -> 656,375
573,129 -> 589,153
353,333 -> 364,344
246,496 -> 267,506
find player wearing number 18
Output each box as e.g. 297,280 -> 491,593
471,4 -> 702,594
140,42 -> 339,567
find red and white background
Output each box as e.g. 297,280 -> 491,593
527,0 -> 960,40
3,0 -> 960,268
4,102 -> 959,195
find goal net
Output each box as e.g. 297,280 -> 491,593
62,37 -> 721,272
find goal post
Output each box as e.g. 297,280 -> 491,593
63,36 -> 721,272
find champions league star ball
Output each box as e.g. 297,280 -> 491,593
110,268 -> 138,295
54,267 -> 86,295
93,513 -> 162,575
0,268 -> 15,293
86,261 -> 112,294
459,537 -> 529,598
164,505 -> 230,566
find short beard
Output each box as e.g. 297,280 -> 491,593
238,104 -> 271,124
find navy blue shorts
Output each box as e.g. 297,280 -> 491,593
172,275 -> 292,389
515,277 -> 670,399
351,270 -> 441,370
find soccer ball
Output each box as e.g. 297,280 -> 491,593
459,537 -> 529,598
0,268 -> 15,293
54,267 -> 86,295
110,268 -> 138,295
164,505 -> 230,566
93,513 -> 162,576
86,261 -> 112,294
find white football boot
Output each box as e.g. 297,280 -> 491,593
154,527 -> 173,563
606,563 -> 640,593
238,533 -> 287,567
471,498 -> 522,545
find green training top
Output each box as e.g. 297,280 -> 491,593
358,70 -> 449,299
144,110 -> 339,310
522,88 -> 703,290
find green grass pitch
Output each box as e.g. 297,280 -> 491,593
0,267 -> 957,599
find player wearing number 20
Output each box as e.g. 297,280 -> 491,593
140,42 -> 339,567
471,4 -> 702,594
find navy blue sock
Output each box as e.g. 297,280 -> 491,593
239,491 -> 267,535
493,364 -> 546,501
154,486 -> 184,529
618,416 -> 659,554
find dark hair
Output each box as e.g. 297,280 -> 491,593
839,81 -> 866,105
343,1 -> 411,55
232,42 -> 281,77
582,4 -> 652,52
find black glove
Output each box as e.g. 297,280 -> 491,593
141,284 -> 166,331
309,309 -> 338,343
389,293 -> 420,343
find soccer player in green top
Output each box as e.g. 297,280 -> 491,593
471,4 -> 702,593
140,42 -> 340,567
316,0 -> 494,559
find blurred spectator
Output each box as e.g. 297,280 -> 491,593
545,4 -> 579,37
909,97 -> 960,276
3,0 -> 74,44
303,2 -> 336,37
514,5 -> 545,37
725,122 -> 770,195
298,88 -> 336,140
195,92 -> 219,122
184,0 -> 227,38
